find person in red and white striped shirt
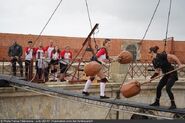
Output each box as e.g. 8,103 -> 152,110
35,42 -> 46,80
45,41 -> 54,61
82,39 -> 112,99
44,41 -> 54,80
59,46 -> 72,82
50,46 -> 60,81
24,40 -> 35,80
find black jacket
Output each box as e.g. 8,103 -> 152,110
8,43 -> 23,57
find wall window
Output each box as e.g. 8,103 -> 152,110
126,44 -> 137,61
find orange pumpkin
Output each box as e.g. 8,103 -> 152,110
117,51 -> 133,64
120,80 -> 141,98
84,61 -> 102,76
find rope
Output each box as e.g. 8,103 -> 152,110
32,0 -> 63,47
104,1 -> 161,119
105,67 -> 131,119
29,0 -> 63,82
84,0 -> 98,50
138,0 -> 160,61
85,0 -> 93,29
164,0 -> 172,52
140,0 -> 161,45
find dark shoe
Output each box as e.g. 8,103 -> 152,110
82,91 -> 90,96
169,104 -> 176,110
149,101 -> 160,106
20,73 -> 23,77
100,95 -> 110,99
45,78 -> 49,82
60,79 -> 66,82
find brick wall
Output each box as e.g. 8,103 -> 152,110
0,33 -> 122,61
0,33 -> 185,63
140,40 -> 185,63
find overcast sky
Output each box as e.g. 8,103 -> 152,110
0,0 -> 185,40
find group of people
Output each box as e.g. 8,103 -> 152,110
8,39 -> 184,108
8,40 -> 72,82
82,40 -> 184,106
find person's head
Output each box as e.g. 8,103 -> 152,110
149,46 -> 159,54
38,42 -> 43,48
12,40 -> 17,45
103,39 -> 111,48
65,46 -> 70,51
49,41 -> 54,47
28,40 -> 33,47
54,45 -> 59,50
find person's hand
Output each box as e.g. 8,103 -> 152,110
112,57 -> 119,62
150,72 -> 159,79
149,79 -> 152,83
102,59 -> 110,63
109,57 -> 120,63
10,56 -> 14,60
15,56 -> 19,59
179,64 -> 185,72
179,64 -> 185,69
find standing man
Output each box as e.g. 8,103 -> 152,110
149,46 -> 183,109
50,46 -> 60,81
35,42 -> 45,80
8,40 -> 23,76
45,41 -> 54,80
25,40 -> 35,80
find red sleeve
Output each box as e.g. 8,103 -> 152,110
69,51 -> 72,59
60,50 -> 65,58
44,46 -> 49,52
96,48 -> 106,58
42,48 -> 46,53
33,48 -> 36,56
34,48 -> 38,53
25,47 -> 29,54
34,48 -> 38,57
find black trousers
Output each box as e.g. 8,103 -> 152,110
156,73 -> 178,100
35,61 -> 49,80
25,60 -> 34,80
11,58 -> 23,76
25,60 -> 30,76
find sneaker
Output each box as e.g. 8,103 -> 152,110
169,104 -> 176,110
100,95 -> 110,99
149,102 -> 160,106
82,91 -> 90,96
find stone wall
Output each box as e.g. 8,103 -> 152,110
0,80 -> 185,119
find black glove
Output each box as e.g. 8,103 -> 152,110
90,55 -> 98,61
150,72 -> 159,79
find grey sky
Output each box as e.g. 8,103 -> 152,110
0,0 -> 185,40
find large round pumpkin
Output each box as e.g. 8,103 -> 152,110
120,80 -> 141,98
84,61 -> 102,76
117,51 -> 133,64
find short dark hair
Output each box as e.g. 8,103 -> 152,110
103,39 -> 111,46
149,46 -> 159,53
28,40 -> 33,44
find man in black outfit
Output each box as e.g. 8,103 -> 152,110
8,40 -> 23,77
149,46 -> 183,109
